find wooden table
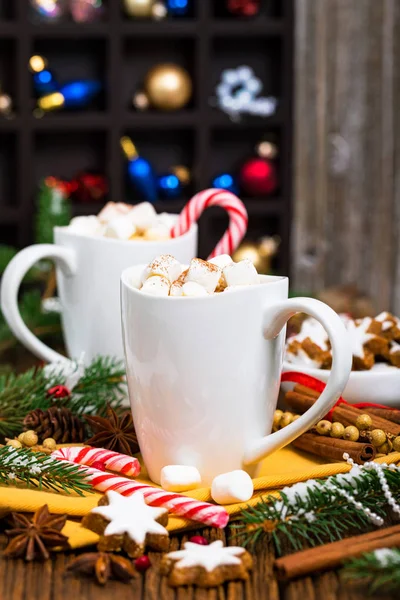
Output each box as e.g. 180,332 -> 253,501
0,522 -> 396,600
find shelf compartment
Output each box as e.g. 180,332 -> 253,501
213,0 -> 284,19
34,130 -> 108,187
122,36 -> 196,113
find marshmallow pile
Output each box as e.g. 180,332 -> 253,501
67,201 -> 176,241
135,254 -> 260,297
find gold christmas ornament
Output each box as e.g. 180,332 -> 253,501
330,422 -> 345,438
144,64 -> 192,111
316,420 -> 332,436
171,165 -> 191,186
42,437 -> 57,450
38,91 -> 64,112
152,1 -> 167,19
123,0 -> 155,18
279,412 -> 293,428
343,425 -> 359,442
29,54 -> 47,73
272,409 -> 283,431
371,429 -> 387,447
22,430 -> 39,447
6,440 -> 22,449
0,93 -> 12,115
256,141 -> 278,159
355,414 -> 372,431
232,236 -> 280,274
133,91 -> 150,111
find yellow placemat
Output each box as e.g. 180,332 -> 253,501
1,447 -> 399,550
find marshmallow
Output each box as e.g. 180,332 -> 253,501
68,215 -> 103,236
130,266 -> 146,290
223,259 -> 259,287
104,215 -> 136,240
128,202 -> 158,232
209,254 -> 233,269
160,465 -> 201,492
98,201 -> 131,223
142,254 -> 183,284
186,258 -> 221,294
156,212 -> 176,230
140,275 -> 170,296
182,282 -> 208,297
211,470 -> 254,505
143,224 -> 171,241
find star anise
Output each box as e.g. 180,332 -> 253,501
67,552 -> 137,585
4,505 -> 69,561
85,405 -> 139,456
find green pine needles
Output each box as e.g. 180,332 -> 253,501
0,356 -> 126,441
341,548 -> 400,594
0,446 -> 92,495
235,464 -> 400,555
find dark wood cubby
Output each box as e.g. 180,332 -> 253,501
0,0 -> 293,273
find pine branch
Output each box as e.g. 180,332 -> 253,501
234,466 -> 400,555
69,356 -> 126,416
341,548 -> 400,594
0,446 -> 92,495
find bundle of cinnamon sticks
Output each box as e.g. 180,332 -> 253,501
275,523 -> 400,580
284,384 -> 400,465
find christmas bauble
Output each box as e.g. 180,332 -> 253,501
239,157 -> 278,196
144,64 -> 192,111
30,0 -> 68,20
70,0 -> 103,23
212,173 -> 239,195
123,0 -> 155,18
226,0 -> 260,17
46,385 -> 70,400
158,173 -> 182,198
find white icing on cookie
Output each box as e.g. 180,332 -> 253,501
91,490 -> 168,545
290,318 -> 329,351
166,540 -> 244,572
285,347 -> 323,369
375,311 -> 399,331
390,342 -> 400,355
345,318 -> 374,358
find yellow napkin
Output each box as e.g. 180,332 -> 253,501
1,447 -> 399,550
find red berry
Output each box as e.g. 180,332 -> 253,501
46,385 -> 70,400
134,555 -> 151,572
189,535 -> 208,545
91,461 -> 105,471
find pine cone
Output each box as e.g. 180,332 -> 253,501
23,407 -> 86,444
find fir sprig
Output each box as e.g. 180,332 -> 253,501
0,446 -> 92,496
0,356 -> 126,440
235,466 -> 400,555
341,548 -> 400,594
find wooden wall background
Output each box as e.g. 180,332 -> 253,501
292,0 -> 400,314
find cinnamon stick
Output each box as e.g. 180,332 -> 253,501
365,407 -> 400,425
275,524 -> 400,580
284,391 -> 315,413
293,384 -> 320,399
292,433 -> 375,465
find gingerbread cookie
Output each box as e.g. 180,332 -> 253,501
389,342 -> 400,368
375,312 -> 400,341
160,540 -> 253,587
286,318 -> 332,369
81,491 -> 169,557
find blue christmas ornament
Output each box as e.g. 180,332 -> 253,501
128,157 -> 158,203
33,69 -> 58,95
212,173 -> 239,195
158,173 -> 182,199
167,0 -> 189,16
59,80 -> 101,108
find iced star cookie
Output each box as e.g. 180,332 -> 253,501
81,491 -> 169,557
285,318 -> 332,369
160,540 -> 253,587
375,312 -> 400,341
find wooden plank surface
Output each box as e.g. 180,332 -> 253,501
292,0 -> 400,314
0,524 -> 395,600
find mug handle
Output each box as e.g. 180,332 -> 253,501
1,244 -> 77,364
243,297 -> 352,466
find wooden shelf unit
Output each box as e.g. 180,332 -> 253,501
0,0 -> 293,273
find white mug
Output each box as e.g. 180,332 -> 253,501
1,225 -> 197,364
121,268 -> 352,484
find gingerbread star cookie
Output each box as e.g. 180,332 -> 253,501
81,491 -> 169,557
160,540 -> 253,587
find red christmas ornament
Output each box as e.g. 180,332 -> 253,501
91,461 -> 106,471
46,384 -> 71,399
239,157 -> 278,196
227,0 -> 260,17
69,172 -> 109,203
134,555 -> 151,572
189,535 -> 209,546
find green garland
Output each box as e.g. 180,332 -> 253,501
0,356 -> 126,441
341,548 -> 400,594
0,446 -> 92,495
235,463 -> 400,555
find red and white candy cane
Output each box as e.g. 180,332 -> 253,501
52,447 -> 229,529
170,189 -> 248,259
53,446 -> 141,477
